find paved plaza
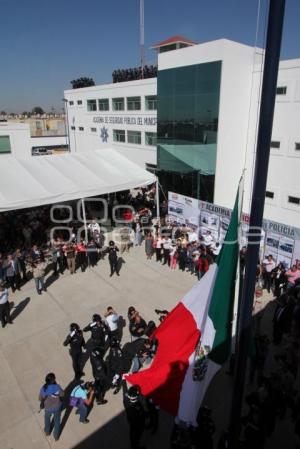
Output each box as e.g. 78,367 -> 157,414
0,246 -> 197,449
1,244 -> 297,449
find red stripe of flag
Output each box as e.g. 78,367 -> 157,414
125,302 -> 201,415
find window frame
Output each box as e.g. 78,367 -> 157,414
265,191 -> 274,199
270,141 -> 280,149
127,130 -> 141,145
113,129 -> 126,143
145,95 -> 157,111
98,98 -> 109,111
0,135 -> 11,154
69,101 -> 74,106
90,127 -> 97,133
77,100 -> 83,105
78,126 -> 84,131
112,97 -> 125,111
276,86 -> 287,95
87,99 -> 97,112
145,131 -> 157,146
127,96 -> 141,111
288,195 -> 300,205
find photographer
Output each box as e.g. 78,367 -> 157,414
155,309 -> 169,323
90,346 -> 109,405
131,338 -> 154,373
129,310 -> 147,341
69,380 -> 95,424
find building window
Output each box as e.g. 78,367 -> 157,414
0,135 -> 11,154
113,129 -> 125,143
127,96 -> 141,111
295,142 -> 300,151
112,97 -> 125,111
79,126 -> 84,131
270,141 -> 280,149
276,86 -> 287,95
91,127 -> 97,132
127,130 -> 141,145
77,100 -> 82,105
98,98 -> 109,111
71,126 -> 76,130
145,95 -> 157,110
145,132 -> 157,146
288,195 -> 300,205
265,191 -> 274,199
69,101 -> 74,106
87,99 -> 97,111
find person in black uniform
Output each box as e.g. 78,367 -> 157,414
90,346 -> 109,405
63,323 -> 86,379
106,336 -> 123,394
106,240 -> 120,277
83,314 -> 110,355
123,383 -> 146,449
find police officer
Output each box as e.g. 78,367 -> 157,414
90,346 -> 109,405
83,314 -> 110,355
106,336 -> 123,394
123,383 -> 146,449
63,323 -> 86,379
106,240 -> 120,277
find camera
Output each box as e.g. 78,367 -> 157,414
154,309 -> 169,323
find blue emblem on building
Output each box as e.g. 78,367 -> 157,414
100,126 -> 109,143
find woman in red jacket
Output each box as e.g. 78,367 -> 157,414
196,254 -> 209,281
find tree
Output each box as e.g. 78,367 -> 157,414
32,106 -> 44,115
70,77 -> 95,89
0,111 -> 6,115
22,111 -> 31,117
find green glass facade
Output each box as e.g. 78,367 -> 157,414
157,61 -> 222,201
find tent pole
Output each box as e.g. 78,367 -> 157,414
81,198 -> 88,243
156,178 -> 160,222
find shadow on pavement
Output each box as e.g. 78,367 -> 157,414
10,297 -> 30,321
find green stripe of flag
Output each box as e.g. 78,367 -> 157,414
208,189 -> 240,365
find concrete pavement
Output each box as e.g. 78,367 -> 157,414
0,246 -> 196,449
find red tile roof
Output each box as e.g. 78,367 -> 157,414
151,35 -> 197,49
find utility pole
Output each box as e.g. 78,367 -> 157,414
228,1 -> 286,447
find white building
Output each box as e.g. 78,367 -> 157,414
0,122 -> 31,158
64,78 -> 157,168
63,36 -> 300,229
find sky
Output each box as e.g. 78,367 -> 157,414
0,0 -> 299,113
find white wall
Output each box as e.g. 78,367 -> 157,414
64,78 -> 157,168
244,58 -> 300,228
0,122 -> 31,158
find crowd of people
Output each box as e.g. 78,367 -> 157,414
1,184 -> 300,448
112,65 -> 158,83
38,304 -> 162,447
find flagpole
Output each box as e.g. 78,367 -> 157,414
228,1 -> 285,447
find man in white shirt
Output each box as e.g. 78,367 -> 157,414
203,230 -> 214,246
262,254 -> 276,293
104,307 -> 119,338
88,219 -> 101,238
188,230 -> 198,243
0,284 -> 12,328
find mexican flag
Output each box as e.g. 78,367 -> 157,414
126,185 -> 241,425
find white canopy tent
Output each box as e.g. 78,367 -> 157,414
0,148 -> 157,212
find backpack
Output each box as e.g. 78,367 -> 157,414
69,386 -> 85,407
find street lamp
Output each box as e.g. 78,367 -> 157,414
62,98 -> 70,151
